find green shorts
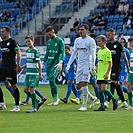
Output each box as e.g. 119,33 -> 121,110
128,73 -> 133,83
47,67 -> 58,80
24,75 -> 39,87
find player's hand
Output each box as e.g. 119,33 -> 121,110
16,64 -> 21,72
39,73 -> 43,81
66,64 -> 70,73
55,60 -> 63,72
90,64 -> 97,77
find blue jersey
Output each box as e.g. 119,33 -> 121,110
120,47 -> 130,72
0,49 -> 2,68
63,54 -> 77,73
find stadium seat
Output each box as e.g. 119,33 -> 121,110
122,29 -> 128,35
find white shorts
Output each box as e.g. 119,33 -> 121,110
76,69 -> 90,84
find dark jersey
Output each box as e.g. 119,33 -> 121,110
0,38 -> 20,68
106,40 -> 124,67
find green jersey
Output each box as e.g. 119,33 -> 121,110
129,48 -> 133,73
97,47 -> 112,80
44,36 -> 65,67
26,47 -> 40,75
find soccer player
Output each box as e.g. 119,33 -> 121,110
66,24 -> 97,111
125,37 -> 133,110
0,26 -> 21,112
44,26 -> 65,106
94,35 -> 118,111
118,38 -> 130,104
105,28 -> 129,108
18,67 -> 47,106
60,45 -> 81,104
22,35 -> 46,113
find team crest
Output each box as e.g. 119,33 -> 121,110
55,43 -> 57,46
114,45 -> 117,48
7,42 -> 10,46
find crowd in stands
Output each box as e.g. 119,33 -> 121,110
0,0 -> 48,37
66,0 -> 133,46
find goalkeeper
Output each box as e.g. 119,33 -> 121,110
66,24 -> 97,111
44,26 -> 65,106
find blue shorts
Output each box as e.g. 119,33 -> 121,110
90,76 -> 97,84
66,72 -> 75,81
119,70 -> 127,85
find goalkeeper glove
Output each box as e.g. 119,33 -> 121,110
90,64 -> 97,77
55,60 -> 63,72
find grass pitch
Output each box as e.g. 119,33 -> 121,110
0,84 -> 133,133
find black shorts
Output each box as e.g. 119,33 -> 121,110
111,65 -> 121,81
0,67 -> 17,85
97,80 -> 110,85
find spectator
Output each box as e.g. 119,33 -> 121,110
123,16 -> 132,29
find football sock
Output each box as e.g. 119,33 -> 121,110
14,88 -> 20,106
82,86 -> 89,107
49,80 -> 58,99
72,83 -> 77,97
94,85 -> 99,99
99,92 -> 105,108
123,86 -> 128,93
66,83 -> 72,100
35,89 -> 44,100
31,93 -> 36,109
104,94 -> 108,101
0,87 -> 4,102
6,86 -> 14,97
108,82 -> 115,102
25,95 -> 30,103
104,90 -> 115,101
128,92 -> 133,106
115,85 -> 125,102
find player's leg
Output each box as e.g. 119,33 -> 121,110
47,67 -> 59,105
125,74 -> 133,110
0,87 -> 6,110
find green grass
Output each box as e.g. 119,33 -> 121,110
0,84 -> 133,133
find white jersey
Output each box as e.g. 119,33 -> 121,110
68,36 -> 96,71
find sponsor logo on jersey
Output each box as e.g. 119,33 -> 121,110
113,45 -> 117,48
110,50 -> 116,54
1,48 -> 10,52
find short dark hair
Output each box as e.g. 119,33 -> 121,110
25,35 -> 34,41
128,37 -> 133,42
120,38 -> 126,43
79,24 -> 89,30
107,28 -> 115,33
65,45 -> 70,51
2,26 -> 11,32
46,26 -> 54,33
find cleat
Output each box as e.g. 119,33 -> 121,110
95,100 -> 100,104
113,99 -> 118,110
26,107 -> 37,113
37,98 -> 47,111
94,106 -> 105,111
20,101 -> 30,105
53,99 -> 59,105
90,97 -> 97,109
78,105 -> 87,111
10,105 -> 20,112
47,99 -> 59,106
0,103 -> 6,110
60,98 -> 67,103
119,101 -> 128,108
70,98 -> 80,104
104,101 -> 109,108
125,105 -> 133,110
118,100 -> 121,104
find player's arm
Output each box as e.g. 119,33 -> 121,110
0,58 -> 2,63
15,46 -> 21,72
121,51 -> 130,72
37,60 -> 43,81
44,44 -> 49,63
59,39 -> 65,61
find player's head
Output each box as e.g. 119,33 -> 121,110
25,35 -> 34,48
78,24 -> 89,38
106,28 -> 115,41
0,37 -> 2,42
46,26 -> 56,39
1,26 -> 11,39
65,45 -> 70,55
97,35 -> 106,48
128,37 -> 133,47
119,37 -> 126,47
